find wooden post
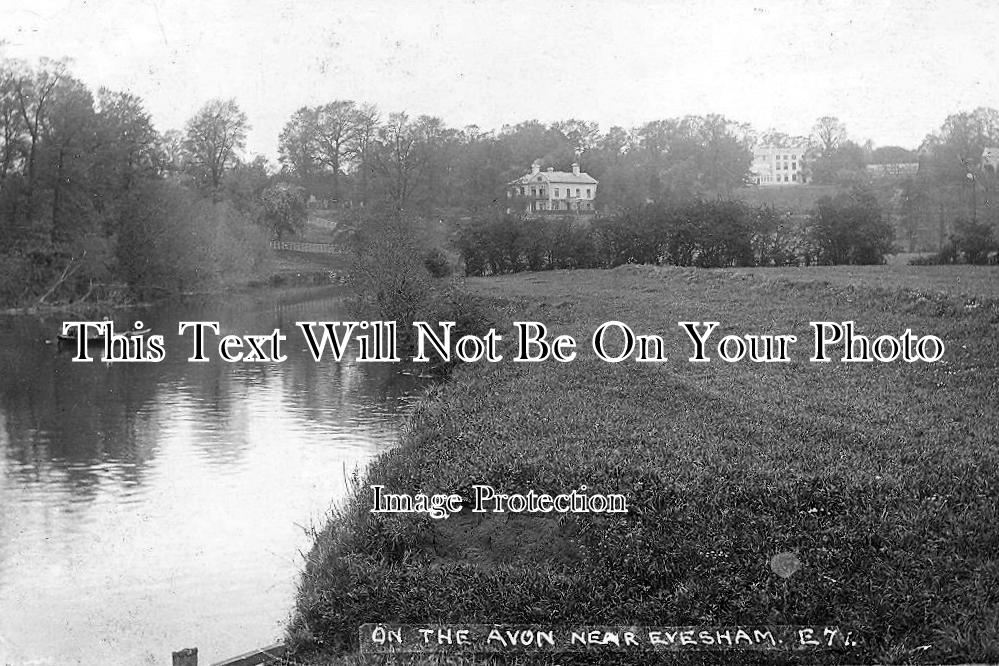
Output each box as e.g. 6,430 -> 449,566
172,647 -> 198,666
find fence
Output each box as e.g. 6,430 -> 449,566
269,241 -> 350,254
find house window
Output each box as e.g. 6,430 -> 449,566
792,174 -> 797,181
576,188 -> 581,196
586,188 -> 591,198
531,188 -> 536,196
792,162 -> 796,170
555,188 -> 559,197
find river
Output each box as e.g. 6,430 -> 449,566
0,288 -> 427,665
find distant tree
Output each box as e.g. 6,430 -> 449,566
223,155 -> 271,215
0,61 -> 24,183
370,112 -> 419,213
158,129 -> 187,174
41,75 -> 99,241
631,115 -> 752,201
758,130 -> 809,150
183,98 -> 248,199
809,187 -> 893,264
258,183 -> 307,240
869,145 -> 917,164
311,100 -> 363,201
922,107 -> 999,184
947,217 -> 996,264
551,119 -> 600,152
91,89 -> 160,235
277,106 -> 318,182
812,116 -> 847,154
809,139 -> 866,185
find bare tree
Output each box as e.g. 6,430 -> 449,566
184,98 -> 248,199
812,116 -> 847,154
13,58 -> 67,205
312,100 -> 359,200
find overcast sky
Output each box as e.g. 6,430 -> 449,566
2,0 -> 997,161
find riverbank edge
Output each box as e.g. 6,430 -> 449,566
0,250 -> 352,318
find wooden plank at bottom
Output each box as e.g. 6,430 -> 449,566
211,642 -> 286,666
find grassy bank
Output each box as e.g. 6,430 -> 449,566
288,264 -> 999,665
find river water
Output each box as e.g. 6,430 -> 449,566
0,289 -> 426,665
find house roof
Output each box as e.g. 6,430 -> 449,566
508,170 -> 598,186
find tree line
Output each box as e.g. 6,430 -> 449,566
0,57 -> 308,307
455,188 -> 893,275
2,55 -> 996,308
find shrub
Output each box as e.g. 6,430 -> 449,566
116,180 -> 268,298
422,247 -> 452,278
950,218 -> 996,265
350,215 -> 434,324
808,187 -> 893,265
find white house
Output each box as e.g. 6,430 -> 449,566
751,145 -> 809,186
507,161 -> 598,214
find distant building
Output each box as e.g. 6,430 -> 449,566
507,161 -> 598,214
751,145 -> 809,186
865,163 -> 920,179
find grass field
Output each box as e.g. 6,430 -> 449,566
288,264 -> 999,665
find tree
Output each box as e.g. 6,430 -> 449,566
808,187 -> 893,265
0,60 -> 24,183
812,116 -> 847,154
370,112 -> 419,213
312,100 -> 361,200
869,145 -> 917,164
809,139 -> 866,185
258,183 -> 307,240
41,74 -> 99,242
183,98 -> 248,199
947,217 -> 996,264
277,106 -> 319,182
91,89 -> 160,235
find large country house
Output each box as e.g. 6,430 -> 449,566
507,161 -> 598,215
750,144 -> 810,185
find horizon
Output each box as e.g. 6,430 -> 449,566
2,0 -> 998,163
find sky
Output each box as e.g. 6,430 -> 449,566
2,0 -> 998,162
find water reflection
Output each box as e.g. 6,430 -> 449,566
0,289 -> 426,665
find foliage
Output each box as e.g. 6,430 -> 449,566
949,218 -> 997,264
258,182 -> 308,240
349,214 -> 435,324
422,247 -> 452,278
808,188 -> 893,265
456,202 -> 810,275
917,218 -> 999,265
183,98 -> 249,197
115,180 -> 267,298
808,140 -> 866,186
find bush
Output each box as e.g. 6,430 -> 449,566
808,187 -> 893,265
350,215 -> 435,324
950,218 -> 996,265
116,180 -> 268,298
422,247 -> 452,278
0,234 -> 114,308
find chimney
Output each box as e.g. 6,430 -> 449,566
571,162 -> 580,176
531,160 -> 541,176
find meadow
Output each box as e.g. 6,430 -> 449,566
288,264 -> 999,665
